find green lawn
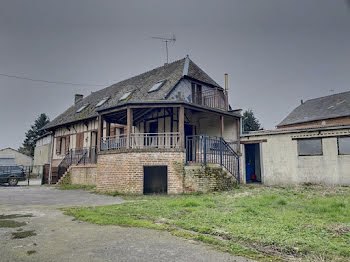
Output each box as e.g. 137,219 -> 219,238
64,185 -> 350,261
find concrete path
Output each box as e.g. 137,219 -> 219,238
0,186 -> 254,262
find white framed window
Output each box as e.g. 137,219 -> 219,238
96,97 -> 109,107
76,104 -> 89,113
298,138 -> 323,156
148,81 -> 165,93
119,91 -> 132,101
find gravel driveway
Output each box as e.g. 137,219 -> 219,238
0,186 -> 254,262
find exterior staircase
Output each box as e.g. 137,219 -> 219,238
185,135 -> 240,183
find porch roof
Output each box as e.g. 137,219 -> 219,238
98,100 -> 242,119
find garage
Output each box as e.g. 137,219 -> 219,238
143,166 -> 168,194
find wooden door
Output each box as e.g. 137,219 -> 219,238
76,133 -> 84,149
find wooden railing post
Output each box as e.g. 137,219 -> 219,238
178,106 -> 185,149
203,136 -> 207,166
126,107 -> 133,149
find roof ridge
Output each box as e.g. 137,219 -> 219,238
304,90 -> 350,103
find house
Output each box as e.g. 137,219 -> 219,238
43,56 -> 241,193
32,132 -> 52,177
0,148 -> 33,167
241,91 -> 350,186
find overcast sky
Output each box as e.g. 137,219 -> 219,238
1,0 -> 350,149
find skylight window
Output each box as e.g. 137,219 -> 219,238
148,81 -> 165,93
119,91 -> 132,101
76,104 -> 89,113
95,97 -> 109,107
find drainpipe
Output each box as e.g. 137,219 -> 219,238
48,134 -> 54,185
225,73 -> 229,111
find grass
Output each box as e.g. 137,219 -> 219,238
11,230 -> 36,239
56,185 -> 96,191
0,214 -> 33,219
64,185 -> 350,261
0,220 -> 26,228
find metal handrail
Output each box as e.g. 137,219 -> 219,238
185,135 -> 240,182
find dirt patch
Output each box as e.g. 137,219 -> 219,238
0,220 -> 26,228
27,250 -> 37,255
11,230 -> 36,239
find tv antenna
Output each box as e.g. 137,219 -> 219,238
152,34 -> 176,64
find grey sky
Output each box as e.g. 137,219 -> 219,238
1,0 -> 350,149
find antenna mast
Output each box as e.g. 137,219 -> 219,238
152,35 -> 176,63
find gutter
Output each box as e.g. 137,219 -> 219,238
242,125 -> 350,137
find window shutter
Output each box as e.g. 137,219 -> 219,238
65,135 -> 70,153
56,137 -> 61,155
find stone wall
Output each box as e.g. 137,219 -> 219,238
97,151 -> 185,194
184,165 -> 237,193
70,164 -> 97,186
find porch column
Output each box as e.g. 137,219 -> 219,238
97,115 -> 103,152
126,107 -> 133,148
106,121 -> 111,137
236,118 -> 241,153
179,106 -> 185,149
220,115 -> 224,138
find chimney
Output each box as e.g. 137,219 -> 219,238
224,73 -> 229,110
75,94 -> 84,104
301,99 -> 304,104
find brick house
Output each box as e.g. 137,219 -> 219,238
241,91 -> 350,186
43,56 -> 241,194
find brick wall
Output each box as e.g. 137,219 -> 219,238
97,151 -> 185,194
70,164 -> 97,186
184,165 -> 237,193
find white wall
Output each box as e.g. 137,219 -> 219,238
0,148 -> 33,166
241,128 -> 350,186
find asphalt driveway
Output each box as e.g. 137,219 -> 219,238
0,186 -> 253,262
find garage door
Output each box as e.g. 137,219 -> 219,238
143,166 -> 167,194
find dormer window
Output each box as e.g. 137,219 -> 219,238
76,103 -> 89,113
119,91 -> 132,101
148,81 -> 165,93
96,97 -> 109,107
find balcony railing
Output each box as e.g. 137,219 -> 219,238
100,132 -> 181,151
193,89 -> 227,110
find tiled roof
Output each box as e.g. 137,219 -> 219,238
278,91 -> 350,127
44,56 -> 222,130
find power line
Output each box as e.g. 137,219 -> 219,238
0,73 -> 107,87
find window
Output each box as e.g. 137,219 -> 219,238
191,83 -> 202,104
95,97 -> 109,107
76,103 -> 89,113
338,136 -> 350,155
298,138 -> 322,156
119,91 -> 132,101
148,81 -> 165,92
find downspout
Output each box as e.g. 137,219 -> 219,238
224,73 -> 229,111
48,134 -> 54,185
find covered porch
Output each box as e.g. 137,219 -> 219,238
97,102 -> 241,152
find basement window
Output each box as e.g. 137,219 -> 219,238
338,136 -> 350,155
95,97 -> 109,107
76,103 -> 89,113
298,138 -> 322,156
148,81 -> 165,93
119,91 -> 132,101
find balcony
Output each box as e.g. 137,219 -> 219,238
100,132 -> 181,151
192,89 -> 228,111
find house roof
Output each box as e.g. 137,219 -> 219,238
44,56 -> 222,130
277,90 -> 350,127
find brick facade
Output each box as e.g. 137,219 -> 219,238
96,151 -> 185,194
